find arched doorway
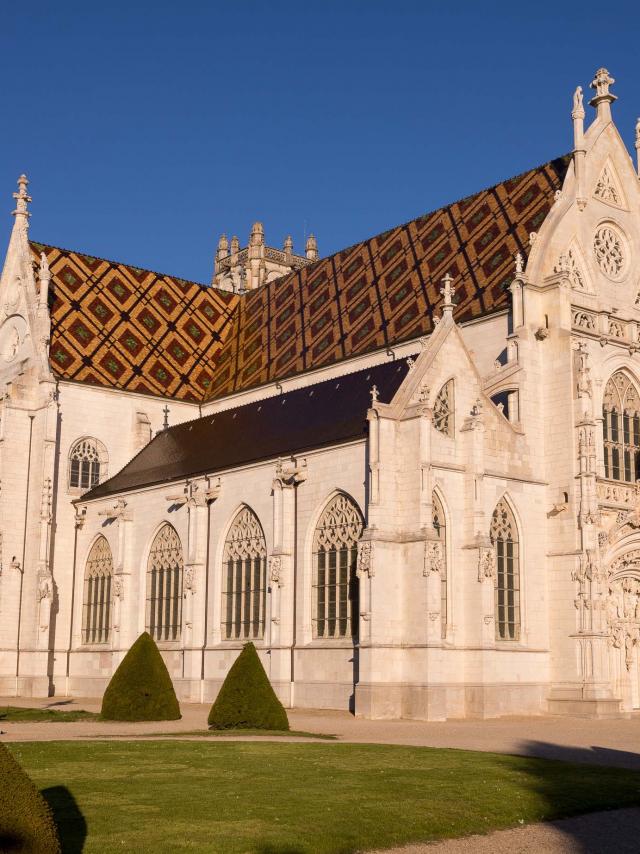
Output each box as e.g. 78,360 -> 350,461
607,555 -> 640,710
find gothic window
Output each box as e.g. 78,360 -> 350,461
146,524 -> 184,642
490,499 -> 520,642
69,438 -> 107,490
594,224 -> 625,280
603,372 -> 640,483
222,507 -> 267,640
312,493 -> 363,640
432,492 -> 447,638
433,380 -> 454,437
82,536 -> 113,644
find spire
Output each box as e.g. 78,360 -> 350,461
635,117 -> 640,177
12,174 -> 31,230
283,235 -> 293,258
250,222 -> 264,247
230,235 -> 240,255
440,273 -> 455,319
214,234 -> 229,275
572,85 -> 587,209
305,233 -> 318,261
589,67 -> 616,122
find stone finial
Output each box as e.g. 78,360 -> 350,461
217,234 -> 229,256
162,405 -> 170,431
12,174 -> 31,226
38,251 -> 50,308
230,235 -> 240,255
589,67 -> 616,120
572,86 -> 585,120
305,234 -> 318,261
370,384 -> 379,405
440,273 -> 455,317
283,235 -> 293,255
514,252 -> 524,275
250,222 -> 264,246
635,117 -> 640,176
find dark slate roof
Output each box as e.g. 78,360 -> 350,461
83,359 -> 411,501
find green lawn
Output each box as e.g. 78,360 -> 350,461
9,740 -> 640,854
0,706 -> 97,723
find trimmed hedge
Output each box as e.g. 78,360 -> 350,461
0,743 -> 61,853
208,642 -> 289,730
101,631 -> 181,721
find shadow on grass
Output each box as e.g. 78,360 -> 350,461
42,786 -> 87,854
517,741 -> 640,854
254,846 -> 357,854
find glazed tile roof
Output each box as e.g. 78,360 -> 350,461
30,242 -> 240,400
32,154 -> 570,403
207,155 -> 570,400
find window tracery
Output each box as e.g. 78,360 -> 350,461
603,372 -> 640,483
146,524 -> 184,642
312,494 -> 363,639
433,380 -> 454,437
490,500 -> 520,641
594,225 -> 625,280
69,438 -> 106,490
222,507 -> 267,640
82,536 -> 113,644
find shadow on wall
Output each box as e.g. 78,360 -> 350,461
42,786 -> 87,854
517,741 -> 640,854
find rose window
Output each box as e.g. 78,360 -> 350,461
594,225 -> 625,280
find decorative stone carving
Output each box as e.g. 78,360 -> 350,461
594,225 -> 625,280
113,576 -> 124,600
433,379 -> 454,437
357,541 -> 374,579
423,540 -> 444,576
572,310 -> 596,331
268,555 -> 283,586
594,166 -> 622,206
37,572 -> 53,602
478,547 -> 496,582
184,566 -> 195,592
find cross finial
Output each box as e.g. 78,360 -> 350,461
370,385 -> 379,405
12,174 -> 31,226
589,68 -> 616,120
440,273 -> 455,317
162,405 -> 170,431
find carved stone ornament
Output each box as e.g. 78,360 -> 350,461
478,547 -> 496,582
184,566 -> 195,592
593,224 -> 625,280
423,540 -> 444,576
268,555 -> 283,586
357,541 -> 374,578
113,576 -> 124,600
37,572 -> 53,601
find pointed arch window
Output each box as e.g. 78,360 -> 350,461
82,536 -> 113,644
603,373 -> 640,483
69,438 -> 107,490
433,380 -> 454,437
432,492 -> 447,639
312,494 -> 363,640
146,524 -> 184,642
222,507 -> 267,640
490,500 -> 520,641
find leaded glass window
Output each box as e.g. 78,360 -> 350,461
69,438 -> 104,490
603,372 -> 640,483
82,536 -> 113,644
222,507 -> 267,640
490,500 -> 520,641
433,380 -> 454,437
432,492 -> 447,639
312,494 -> 363,640
146,524 -> 184,642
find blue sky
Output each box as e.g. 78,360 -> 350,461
1,1 -> 638,284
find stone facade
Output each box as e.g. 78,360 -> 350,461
2,68 -> 640,719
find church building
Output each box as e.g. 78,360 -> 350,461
2,68 -> 640,719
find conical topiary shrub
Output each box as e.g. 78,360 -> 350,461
101,631 -> 181,721
0,742 -> 61,853
208,642 -> 289,730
